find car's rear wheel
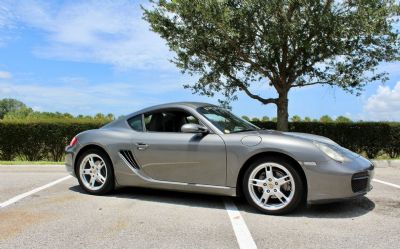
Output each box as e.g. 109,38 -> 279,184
243,156 -> 304,215
76,149 -> 114,195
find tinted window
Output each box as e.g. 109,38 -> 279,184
144,110 -> 199,132
127,115 -> 143,131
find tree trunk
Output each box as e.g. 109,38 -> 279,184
276,91 -> 289,131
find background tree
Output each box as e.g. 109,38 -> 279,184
144,0 -> 399,131
303,117 -> 312,122
0,98 -> 27,119
241,115 -> 250,121
336,115 -> 352,123
320,115 -> 334,123
261,116 -> 270,122
291,115 -> 302,122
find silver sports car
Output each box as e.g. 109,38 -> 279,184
65,102 -> 374,214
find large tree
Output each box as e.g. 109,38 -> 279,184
144,0 -> 399,131
0,98 -> 27,119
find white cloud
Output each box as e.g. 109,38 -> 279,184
362,82 -> 400,121
0,78 -> 183,116
2,0 -> 173,70
0,2 -> 16,46
0,71 -> 12,79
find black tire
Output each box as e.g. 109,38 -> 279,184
75,148 -> 115,195
242,156 -> 304,215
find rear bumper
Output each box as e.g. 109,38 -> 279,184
65,145 -> 77,177
305,156 -> 374,204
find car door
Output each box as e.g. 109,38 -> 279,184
129,109 -> 227,186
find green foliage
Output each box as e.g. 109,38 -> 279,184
251,121 -> 400,159
251,117 -> 260,122
144,0 -> 400,131
0,120 -> 108,161
303,117 -> 312,122
320,115 -> 334,123
3,110 -> 114,122
0,98 -> 27,119
336,116 -> 352,123
241,115 -> 250,121
291,115 -> 302,122
261,116 -> 269,122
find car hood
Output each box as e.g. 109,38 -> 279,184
254,130 -> 338,146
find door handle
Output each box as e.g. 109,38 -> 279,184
136,143 -> 149,150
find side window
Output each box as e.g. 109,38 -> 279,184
127,115 -> 143,131
144,110 -> 200,132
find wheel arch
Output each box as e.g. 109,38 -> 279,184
74,144 -> 114,176
236,151 -> 308,198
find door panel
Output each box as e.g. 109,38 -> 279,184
131,132 -> 226,186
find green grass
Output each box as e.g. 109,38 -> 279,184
0,161 -> 63,165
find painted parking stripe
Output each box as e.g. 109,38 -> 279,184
373,179 -> 400,189
0,175 -> 72,208
224,198 -> 257,249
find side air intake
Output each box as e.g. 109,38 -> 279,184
120,150 -> 140,170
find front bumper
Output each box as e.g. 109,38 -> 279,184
304,156 -> 374,204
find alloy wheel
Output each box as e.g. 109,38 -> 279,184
79,154 -> 108,191
247,162 -> 295,211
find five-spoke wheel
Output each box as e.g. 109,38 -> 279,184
76,149 -> 114,195
243,157 -> 304,215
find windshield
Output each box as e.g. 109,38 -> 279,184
197,106 -> 260,134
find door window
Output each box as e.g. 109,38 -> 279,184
144,110 -> 199,132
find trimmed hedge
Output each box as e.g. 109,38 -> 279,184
0,120 -> 399,161
0,120 -> 107,161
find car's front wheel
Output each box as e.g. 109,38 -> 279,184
243,156 -> 304,215
76,149 -> 114,195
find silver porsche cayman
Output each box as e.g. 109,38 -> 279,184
65,102 -> 374,214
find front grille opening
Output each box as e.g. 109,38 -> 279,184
351,171 -> 369,193
120,150 -> 140,170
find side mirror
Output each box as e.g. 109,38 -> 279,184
181,123 -> 209,134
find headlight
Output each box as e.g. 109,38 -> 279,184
314,141 -> 345,162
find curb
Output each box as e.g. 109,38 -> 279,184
371,160 -> 400,169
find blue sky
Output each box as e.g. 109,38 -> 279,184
0,0 -> 399,120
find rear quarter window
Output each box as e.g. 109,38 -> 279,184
127,115 -> 143,131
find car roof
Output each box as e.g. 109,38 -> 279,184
136,101 -> 216,114
150,101 -> 214,109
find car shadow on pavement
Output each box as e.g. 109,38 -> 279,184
69,185 -> 227,210
69,185 -> 375,218
234,196 -> 375,219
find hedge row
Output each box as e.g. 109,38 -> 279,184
0,120 -> 106,161
0,120 -> 399,161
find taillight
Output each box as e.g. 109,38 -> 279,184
69,136 -> 78,146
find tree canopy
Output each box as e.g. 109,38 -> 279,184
0,98 -> 27,119
144,0 -> 400,131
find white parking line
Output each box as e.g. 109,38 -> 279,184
373,179 -> 400,189
0,175 -> 72,208
224,198 -> 257,249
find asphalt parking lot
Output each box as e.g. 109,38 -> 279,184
0,165 -> 399,249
